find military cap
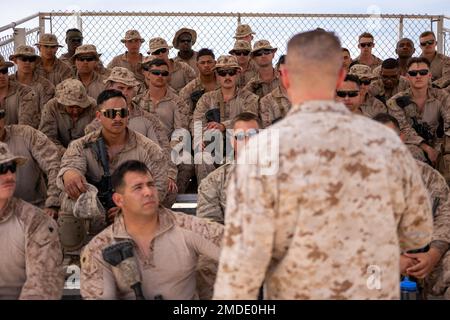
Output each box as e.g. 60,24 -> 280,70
234,24 -> 256,39
229,40 -> 252,54
72,44 -> 101,61
55,79 -> 94,108
121,30 -> 145,43
0,142 -> 27,166
214,55 -> 241,70
104,67 -> 140,87
172,28 -> 197,49
349,64 -> 377,80
35,33 -> 63,47
0,55 -> 14,69
9,45 -> 39,60
147,37 -> 172,54
251,40 -> 277,54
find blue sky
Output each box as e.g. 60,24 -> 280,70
1,0 -> 449,27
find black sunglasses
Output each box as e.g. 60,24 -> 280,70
420,39 -> 435,47
253,49 -> 273,57
0,110 -> 5,119
69,38 -> 83,42
19,56 -> 37,63
149,70 -> 169,77
101,108 -> 129,119
233,50 -> 250,56
76,56 -> 96,62
0,69 -> 8,75
152,48 -> 168,55
360,79 -> 372,85
407,69 -> 429,77
217,69 -> 238,77
336,90 -> 359,98
234,129 -> 259,141
359,42 -> 373,48
179,39 -> 192,44
0,161 -> 17,175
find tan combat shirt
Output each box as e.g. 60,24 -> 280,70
169,59 -> 196,93
259,86 -> 291,128
421,52 -> 450,81
1,80 -> 39,128
174,51 -> 199,75
243,70 -> 281,98
0,197 -> 63,299
80,208 -> 223,300
213,100 -> 433,300
107,52 -> 145,86
35,58 -> 72,87
76,71 -> 106,101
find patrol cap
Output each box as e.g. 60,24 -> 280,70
214,55 -> 241,70
35,33 -> 63,47
0,142 -> 27,167
234,24 -> 256,39
229,40 -> 252,54
104,67 -> 140,87
148,37 -> 172,54
121,30 -> 145,43
55,79 -> 95,108
173,28 -> 197,49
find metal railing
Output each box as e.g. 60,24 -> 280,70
0,11 -> 448,65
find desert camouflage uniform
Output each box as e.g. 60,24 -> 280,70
3,125 -> 61,209
60,54 -> 108,78
1,80 -> 40,128
75,71 -> 106,101
259,86 -> 291,127
169,59 -> 196,93
237,60 -> 259,89
174,51 -> 199,76
107,53 -> 145,86
243,71 -> 281,99
0,197 -> 64,299
35,58 -> 72,87
369,76 -> 410,102
9,72 -> 55,113
213,100 -> 433,300
421,52 -> 450,81
415,160 -> 450,299
80,208 -> 223,300
360,94 -> 389,118
352,54 -> 383,71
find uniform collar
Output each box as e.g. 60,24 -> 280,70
289,100 -> 351,116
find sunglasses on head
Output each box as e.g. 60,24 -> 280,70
407,69 -> 429,77
101,108 -> 129,119
152,48 -> 168,55
0,69 -> 8,75
336,90 -> 359,98
233,50 -> 250,56
217,69 -> 238,77
420,39 -> 435,47
76,56 -> 96,62
19,56 -> 37,63
359,42 -> 373,48
253,49 -> 273,57
0,161 -> 17,175
234,129 -> 259,141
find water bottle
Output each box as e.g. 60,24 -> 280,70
400,277 -> 419,300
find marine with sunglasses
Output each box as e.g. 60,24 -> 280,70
9,45 -> 55,113
0,55 -> 40,129
173,28 -> 199,75
348,64 -> 383,115
369,58 -> 410,103
147,37 -> 196,93
352,32 -> 382,71
419,31 -> 450,82
387,57 -> 450,169
244,40 -> 280,98
229,40 -> 258,89
0,142 -> 64,299
192,55 -> 259,182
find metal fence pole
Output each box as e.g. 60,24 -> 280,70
398,16 -> 404,40
39,13 -> 46,34
437,16 -> 444,54
13,28 -> 26,48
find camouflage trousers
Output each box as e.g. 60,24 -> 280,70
196,255 -> 218,300
425,250 -> 450,299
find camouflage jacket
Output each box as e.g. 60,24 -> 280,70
174,51 -> 199,76
35,58 -> 72,87
0,197 -> 63,299
75,71 -> 106,101
259,86 -> 291,127
352,54 -> 383,71
107,52 -> 145,85
237,59 -> 259,89
169,59 -> 196,93
368,76 -> 410,102
243,69 -> 281,98
421,52 -> 450,81
213,100 -> 433,300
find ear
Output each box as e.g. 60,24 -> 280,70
399,132 -> 406,143
281,68 -> 290,90
336,67 -> 347,89
95,110 -> 102,120
112,192 -> 123,208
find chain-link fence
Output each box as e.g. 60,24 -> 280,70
444,16 -> 450,57
0,12 -> 448,66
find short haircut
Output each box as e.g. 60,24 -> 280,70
343,74 -> 360,87
66,28 -> 82,35
276,54 -> 286,69
397,38 -> 414,47
112,160 -> 151,192
419,31 -> 436,39
197,48 -> 215,61
381,58 -> 399,69
97,89 -> 127,106
373,113 -> 400,130
232,112 -> 263,128
144,58 -> 168,69
407,57 -> 430,69
342,48 -> 350,54
359,32 -> 374,41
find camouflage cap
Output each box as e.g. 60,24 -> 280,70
55,79 -> 93,108
9,45 -> 39,60
0,142 -> 27,167
251,40 -> 277,54
104,67 -> 140,87
234,24 -> 256,39
73,184 -> 106,219
72,44 -> 101,61
372,65 -> 382,78
229,40 -> 252,54
0,54 -> 14,69
35,33 -> 63,47
147,37 -> 173,54
172,28 -> 197,49
349,64 -> 377,80
214,55 -> 241,70
121,29 -> 145,43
